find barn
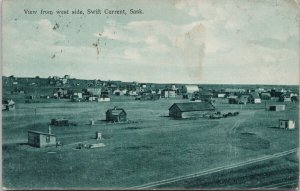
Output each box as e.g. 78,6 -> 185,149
182,85 -> 199,94
169,102 -> 215,119
28,130 -> 57,148
279,119 -> 295,129
106,107 -> 127,122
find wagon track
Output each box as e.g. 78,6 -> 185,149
128,148 -> 298,189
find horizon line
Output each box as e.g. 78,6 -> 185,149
2,75 -> 299,87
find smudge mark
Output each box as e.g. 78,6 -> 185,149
174,24 -> 206,81
92,39 -> 101,55
53,22 -> 60,30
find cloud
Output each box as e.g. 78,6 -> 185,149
248,36 -> 298,50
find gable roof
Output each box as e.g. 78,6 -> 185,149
169,102 -> 215,112
2,99 -> 15,105
106,108 -> 126,115
28,130 -> 55,136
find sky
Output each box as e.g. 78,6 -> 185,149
2,0 -> 299,85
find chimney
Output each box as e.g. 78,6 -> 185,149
48,125 -> 51,134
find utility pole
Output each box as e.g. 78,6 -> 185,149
34,108 -> 37,128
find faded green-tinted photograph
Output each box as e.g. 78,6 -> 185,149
2,0 -> 299,189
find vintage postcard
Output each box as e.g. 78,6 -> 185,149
1,0 -> 299,190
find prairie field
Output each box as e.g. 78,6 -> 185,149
2,98 -> 299,189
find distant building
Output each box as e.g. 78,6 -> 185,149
86,88 -> 102,96
73,92 -> 83,99
238,94 -> 251,104
53,88 -> 68,98
106,107 -> 127,122
228,95 -> 239,104
171,84 -> 177,90
196,92 -> 213,102
225,88 -> 246,94
279,119 -> 295,130
169,102 -> 215,119
251,93 -> 261,104
162,89 -> 176,98
182,85 -> 199,94
127,90 -> 138,96
61,78 -> 68,84
28,129 -> 56,148
87,96 -> 97,102
113,89 -> 125,96
261,92 -> 271,100
217,93 -> 226,98
140,93 -> 160,100
98,97 -> 110,102
64,75 -> 70,79
2,99 -> 15,111
267,105 -> 286,111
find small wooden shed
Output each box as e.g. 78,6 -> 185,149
279,119 -> 295,129
267,105 -> 286,111
28,130 -> 57,148
51,119 -> 69,126
106,107 -> 127,122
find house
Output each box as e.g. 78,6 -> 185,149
140,93 -> 160,100
267,105 -> 286,111
127,90 -> 138,96
291,95 -> 298,102
251,93 -> 261,103
28,128 -> 56,148
98,97 -> 110,102
225,88 -> 246,94
182,93 -> 191,99
2,99 -> 15,111
228,96 -> 239,104
161,89 -> 176,98
238,94 -> 251,104
195,92 -> 213,102
171,84 -> 177,91
71,92 -> 83,102
169,102 -> 215,119
255,88 -> 265,93
279,119 -> 295,130
61,78 -> 68,85
53,88 -> 68,98
106,107 -> 127,122
86,88 -> 102,96
87,96 -> 97,102
261,92 -> 271,100
73,92 -> 83,99
217,93 -> 226,98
